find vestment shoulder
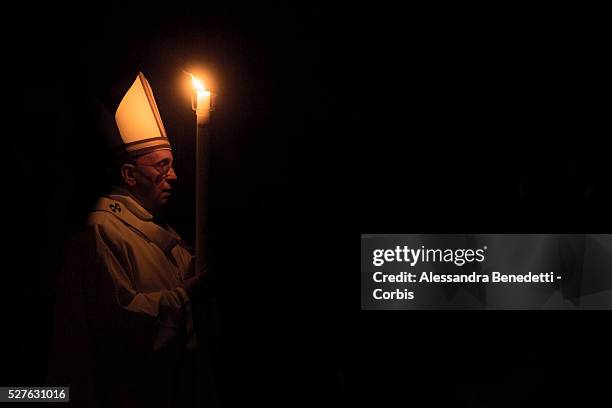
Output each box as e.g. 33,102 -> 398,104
85,210 -> 129,245
87,210 -> 119,225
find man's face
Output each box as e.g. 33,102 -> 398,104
130,150 -> 177,214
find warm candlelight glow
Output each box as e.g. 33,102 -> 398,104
185,72 -> 212,114
189,74 -> 207,92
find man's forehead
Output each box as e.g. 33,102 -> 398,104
135,149 -> 174,165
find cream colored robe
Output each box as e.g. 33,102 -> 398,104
49,191 -> 198,407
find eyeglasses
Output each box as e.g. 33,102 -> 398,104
137,161 -> 175,178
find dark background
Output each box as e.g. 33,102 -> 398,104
4,3 -> 611,407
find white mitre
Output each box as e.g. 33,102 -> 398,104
114,72 -> 171,157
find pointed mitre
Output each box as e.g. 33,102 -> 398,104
114,72 -> 171,157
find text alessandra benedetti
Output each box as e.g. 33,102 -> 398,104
373,271 -> 557,283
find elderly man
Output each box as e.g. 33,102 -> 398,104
49,72 -> 207,407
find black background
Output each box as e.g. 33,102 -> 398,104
4,3 -> 611,407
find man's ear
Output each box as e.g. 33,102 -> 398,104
120,163 -> 138,187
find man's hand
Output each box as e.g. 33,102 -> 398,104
181,265 -> 215,298
181,273 -> 205,297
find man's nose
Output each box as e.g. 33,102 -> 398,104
166,167 -> 178,181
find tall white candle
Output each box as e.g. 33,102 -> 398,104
188,73 -> 213,277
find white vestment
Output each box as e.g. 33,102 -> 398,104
49,191 -> 199,407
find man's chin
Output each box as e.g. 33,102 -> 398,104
153,196 -> 171,212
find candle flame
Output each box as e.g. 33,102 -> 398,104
184,71 -> 207,91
